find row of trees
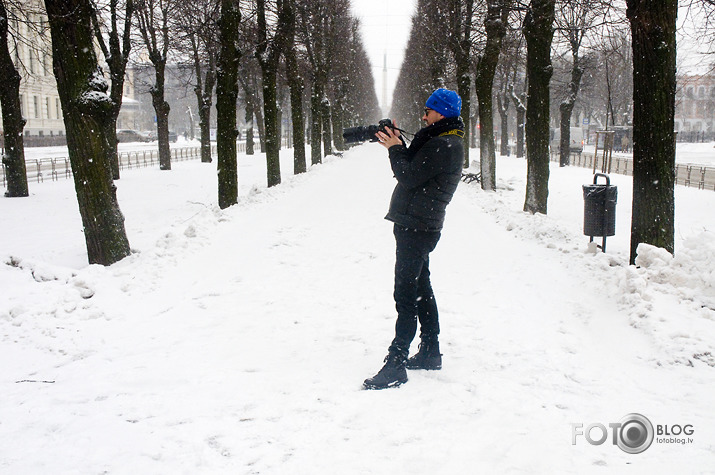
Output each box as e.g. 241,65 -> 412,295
391,0 -> 629,195
0,0 -> 380,264
390,0 -> 690,264
1,0 -> 710,266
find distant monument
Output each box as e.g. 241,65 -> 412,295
382,52 -> 388,117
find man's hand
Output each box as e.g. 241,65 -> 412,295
376,121 -> 402,149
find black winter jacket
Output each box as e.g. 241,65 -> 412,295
385,118 -> 464,231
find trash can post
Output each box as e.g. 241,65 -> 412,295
583,173 -> 617,252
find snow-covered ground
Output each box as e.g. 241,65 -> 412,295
1,143 -> 714,473
581,141 -> 715,168
21,139 -> 715,168
20,136 -> 201,162
673,142 -> 715,167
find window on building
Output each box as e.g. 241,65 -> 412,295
56,98 -> 61,119
697,101 -> 705,119
46,97 -> 51,118
12,18 -> 21,66
688,101 -> 695,117
33,96 -> 39,118
44,52 -> 51,75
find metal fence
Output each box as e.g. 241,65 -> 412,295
676,131 -> 714,143
554,151 -> 715,191
1,142 -> 250,187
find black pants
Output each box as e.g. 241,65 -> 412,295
391,224 -> 441,352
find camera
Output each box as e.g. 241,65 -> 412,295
342,118 -> 396,144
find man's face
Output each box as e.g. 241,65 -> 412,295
423,108 -> 444,126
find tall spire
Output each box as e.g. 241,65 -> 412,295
382,51 -> 388,116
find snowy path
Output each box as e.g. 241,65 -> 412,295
1,145 -> 714,473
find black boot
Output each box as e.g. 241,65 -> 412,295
363,346 -> 408,390
406,337 -> 442,370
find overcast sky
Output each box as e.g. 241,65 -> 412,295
349,0 -> 417,116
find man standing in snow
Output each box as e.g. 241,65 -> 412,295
363,88 -> 465,390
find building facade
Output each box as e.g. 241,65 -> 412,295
8,5 -> 65,138
675,73 -> 715,141
0,2 -> 137,143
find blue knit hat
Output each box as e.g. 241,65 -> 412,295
425,88 -> 461,118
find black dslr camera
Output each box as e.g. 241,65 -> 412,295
342,119 -> 396,144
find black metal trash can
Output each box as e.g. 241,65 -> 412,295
583,173 -> 617,237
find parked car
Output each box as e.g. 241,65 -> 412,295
142,130 -> 177,142
116,129 -> 151,143
550,127 -> 584,154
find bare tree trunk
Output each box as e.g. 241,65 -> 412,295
331,97 -> 346,152
476,79 -> 496,189
216,0 -> 241,209
510,86 -> 526,158
310,81 -> 322,164
151,62 -> 172,170
261,65 -> 282,186
239,75 -> 258,155
284,0 -> 306,174
91,0 -> 134,180
523,0 -> 555,214
187,107 -> 194,139
475,0 -> 508,191
559,51 -> 583,167
196,74 -> 215,163
277,102 -> 283,151
497,92 -> 509,156
256,0 -> 291,187
289,77 -> 306,172
298,1 -> 330,165
190,34 -> 216,164
320,95 -> 332,157
457,58 -> 471,167
253,86 -> 266,153
626,0 -> 677,263
469,109 -> 478,148
448,0 -> 474,168
245,100 -> 255,155
45,0 -> 131,265
0,1 -> 28,197
136,0 -> 172,170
